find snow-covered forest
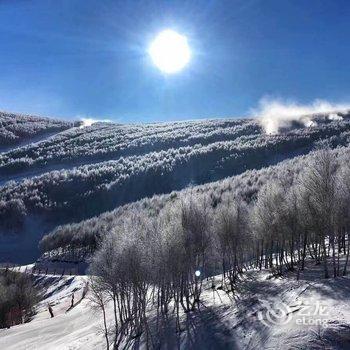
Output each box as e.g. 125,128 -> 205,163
0,112 -> 76,148
2,111 -> 350,349
1,111 -> 350,246
34,146 -> 350,349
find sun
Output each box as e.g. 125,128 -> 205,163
149,29 -> 191,74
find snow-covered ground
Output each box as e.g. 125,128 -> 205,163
1,262 -> 350,349
0,274 -> 106,350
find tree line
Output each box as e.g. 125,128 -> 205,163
0,270 -> 39,328
0,111 -> 73,147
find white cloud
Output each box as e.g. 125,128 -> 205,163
251,97 -> 350,134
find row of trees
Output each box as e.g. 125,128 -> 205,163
252,149 -> 350,279
89,200 -> 213,349
0,117 -> 259,174
2,115 -> 350,180
0,111 -> 72,147
89,148 -> 350,348
3,110 -> 350,179
0,270 -> 39,328
0,199 -> 27,231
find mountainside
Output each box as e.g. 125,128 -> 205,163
3,110 -> 350,350
0,111 -> 76,151
38,144 -> 350,262
1,110 -> 350,263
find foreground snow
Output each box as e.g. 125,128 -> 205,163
1,263 -> 350,349
0,274 -> 105,350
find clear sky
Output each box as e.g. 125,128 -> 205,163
0,0 -> 349,122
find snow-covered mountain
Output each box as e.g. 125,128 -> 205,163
2,110 -> 350,350
1,110 -> 350,263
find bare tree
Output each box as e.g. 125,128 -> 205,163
88,276 -> 110,350
298,149 -> 340,278
214,198 -> 249,291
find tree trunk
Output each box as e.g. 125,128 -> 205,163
322,238 -> 329,279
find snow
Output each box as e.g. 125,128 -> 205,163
1,263 -> 350,349
0,274 -> 107,350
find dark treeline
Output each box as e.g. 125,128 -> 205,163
0,270 -> 39,328
83,147 -> 350,349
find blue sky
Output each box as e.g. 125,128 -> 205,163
0,0 -> 349,122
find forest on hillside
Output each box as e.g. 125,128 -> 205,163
61,147 -> 350,349
39,146 -> 350,258
0,111 -> 75,148
2,112 -> 350,348
1,112 -> 350,235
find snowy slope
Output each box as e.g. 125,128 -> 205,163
2,262 -> 350,350
0,274 -> 107,350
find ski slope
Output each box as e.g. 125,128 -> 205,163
2,262 -> 350,349
0,274 -> 107,350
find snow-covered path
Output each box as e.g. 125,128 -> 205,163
0,131 -> 62,155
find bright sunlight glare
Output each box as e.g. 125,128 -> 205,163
149,29 -> 191,74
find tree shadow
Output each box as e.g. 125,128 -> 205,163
183,305 -> 240,350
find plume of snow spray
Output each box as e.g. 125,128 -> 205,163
252,98 -> 350,134
80,117 -> 111,128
